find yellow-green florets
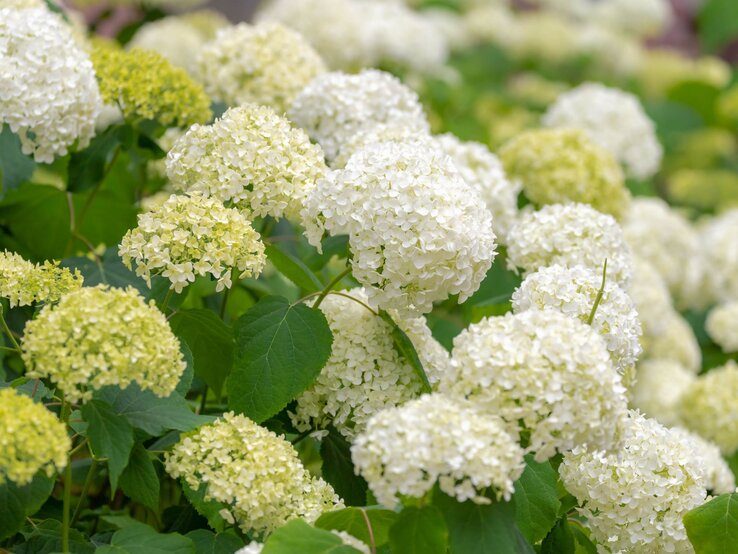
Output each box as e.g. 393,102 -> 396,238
0,250 -> 83,308
21,285 -> 186,403
499,127 -> 631,219
0,388 -> 70,486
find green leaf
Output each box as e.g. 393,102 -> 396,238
513,455 -> 561,544
262,519 -> 364,554
95,522 -> 195,554
684,493 -> 738,553
67,125 -> 122,192
699,0 -> 738,52
389,505 -> 448,554
227,296 -> 333,423
316,507 -> 398,549
0,473 -> 54,540
119,443 -> 160,511
62,249 -> 149,296
266,244 -> 324,292
667,81 -> 720,125
434,491 -> 535,554
181,482 -> 227,533
185,530 -> 244,554
169,309 -> 235,399
82,399 -> 135,492
95,384 -> 210,436
377,310 -> 431,393
320,427 -> 368,506
0,125 -> 35,199
541,518 -> 575,554
15,519 -> 94,553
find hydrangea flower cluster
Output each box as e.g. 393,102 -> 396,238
679,361 -> 738,455
21,285 -> 186,403
642,311 -> 702,374
194,22 -> 326,113
288,69 -> 429,162
700,209 -> 738,304
559,412 -> 707,554
629,256 -> 673,338
630,359 -> 695,427
669,426 -> 736,495
0,7 -> 101,162
331,122 -> 431,169
91,44 -> 212,128
166,104 -> 327,220
499,128 -> 630,218
506,203 -> 633,287
441,310 -> 628,461
164,412 -> 343,537
0,251 -> 83,308
351,394 -> 525,508
512,264 -> 642,377
291,288 -> 450,438
0,388 -> 70,486
542,82 -> 663,179
706,302 -> 738,353
302,141 -> 497,315
119,194 -> 265,293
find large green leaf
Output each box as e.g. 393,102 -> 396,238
262,519 -> 364,554
513,455 -> 561,544
185,530 -> 244,554
62,249 -> 149,296
67,125 -> 123,193
265,244 -> 323,292
0,125 -> 35,199
169,309 -> 235,398
82,399 -> 135,492
389,505 -> 448,554
316,507 -> 398,550
684,493 -> 738,553
15,519 -> 94,553
95,522 -> 195,554
0,473 -> 54,540
377,309 -> 432,392
698,0 -> 738,52
320,428 -> 368,506
181,482 -> 228,533
434,491 -> 535,554
227,296 -> 333,423
119,443 -> 160,511
541,518 -> 575,554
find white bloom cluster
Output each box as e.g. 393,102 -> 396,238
332,122 -> 431,169
559,412 -> 707,554
0,250 -> 83,308
442,310 -> 628,461
622,198 -> 702,308
512,264 -> 642,377
542,82 -> 663,179
331,531 -> 370,554
302,141 -> 497,315
642,311 -> 701,374
119,194 -> 265,293
629,256 -> 673,338
234,544 -> 263,554
506,203 -> 633,288
435,133 -> 521,242
706,301 -> 738,352
288,69 -> 429,162
166,104 -> 328,220
630,359 -> 695,427
679,361 -> 738,455
351,394 -> 525,508
0,7 -> 101,163
194,22 -> 326,112
670,427 -> 736,495
700,209 -> 738,304
291,289 -> 450,438
165,412 -> 343,537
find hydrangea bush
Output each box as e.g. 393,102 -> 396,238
1,0 -> 737,553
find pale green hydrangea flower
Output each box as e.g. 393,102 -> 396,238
706,301 -> 738,353
0,251 -> 83,308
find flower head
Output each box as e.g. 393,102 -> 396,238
700,209 -> 738,304
641,310 -> 701,374
165,412 -> 342,537
0,251 -> 83,308
706,301 -> 738,353
669,426 -> 735,495
630,359 -> 695,427
22,285 -> 186,403
351,394 -> 525,508
0,388 -> 70,486
0,7 -> 101,162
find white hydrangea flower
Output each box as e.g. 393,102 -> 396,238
630,359 -> 695,427
332,122 -> 432,169
700,209 -> 738,304
166,104 -> 327,220
291,288 -> 449,439
622,198 -> 703,308
0,250 -> 83,308
119,193 -> 266,293
630,255 -> 673,338
559,412 -> 707,554
0,7 -> 101,162
234,544 -> 263,554
442,310 -> 628,461
302,141 -> 497,315
288,69 -> 429,162
506,203 -> 633,288
706,301 -> 738,352
512,264 -> 642,378
194,22 -> 326,112
679,361 -> 738,455
351,393 -> 525,508
542,82 -> 663,179
670,427 -> 736,495
642,309 -> 701,374
331,531 -> 370,554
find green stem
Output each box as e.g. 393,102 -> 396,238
198,385 -> 208,414
219,277 -> 233,319
587,259 -> 608,325
77,146 -> 121,227
71,459 -> 97,526
0,306 -> 22,355
159,288 -> 175,313
312,268 -> 351,310
61,399 -> 72,553
260,217 -> 276,239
